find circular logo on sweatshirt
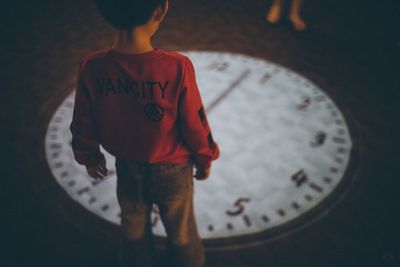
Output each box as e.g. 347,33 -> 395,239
44,51 -> 358,250
144,103 -> 164,121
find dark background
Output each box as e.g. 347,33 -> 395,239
1,0 -> 399,266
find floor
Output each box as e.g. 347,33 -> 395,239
1,0 -> 399,266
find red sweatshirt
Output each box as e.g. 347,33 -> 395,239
70,47 -> 219,169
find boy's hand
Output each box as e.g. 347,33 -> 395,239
194,165 -> 211,180
86,159 -> 108,180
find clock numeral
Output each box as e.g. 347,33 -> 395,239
54,117 -> 62,123
323,177 -> 332,184
291,169 -> 308,187
260,73 -> 271,84
310,131 -> 326,147
208,225 -> 214,231
67,180 -> 75,187
208,61 -> 229,72
297,97 -> 311,110
337,147 -> 347,154
226,197 -> 251,216
60,171 -> 68,178
226,223 -> 234,230
101,204 -> 109,211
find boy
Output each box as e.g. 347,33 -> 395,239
69,0 -> 220,266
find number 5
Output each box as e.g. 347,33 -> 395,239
226,197 -> 251,216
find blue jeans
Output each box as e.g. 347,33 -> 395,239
115,158 -> 205,267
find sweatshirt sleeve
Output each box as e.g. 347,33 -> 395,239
69,60 -> 105,168
177,57 -> 220,169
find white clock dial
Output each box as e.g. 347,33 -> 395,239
45,51 -> 354,245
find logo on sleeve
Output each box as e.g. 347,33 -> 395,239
144,103 -> 164,121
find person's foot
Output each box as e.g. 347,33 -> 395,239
288,15 -> 307,31
266,4 -> 282,24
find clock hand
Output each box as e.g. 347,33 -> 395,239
205,69 -> 251,113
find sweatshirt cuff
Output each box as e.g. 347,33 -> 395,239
196,161 -> 211,170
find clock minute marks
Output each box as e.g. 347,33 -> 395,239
49,142 -> 63,160
291,168 -> 325,199
223,197 -> 271,231
299,91 -> 349,174
76,185 -> 97,205
48,112 -> 64,160
291,167 -> 338,201
224,197 -> 253,230
334,128 -> 348,160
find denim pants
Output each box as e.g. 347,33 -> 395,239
115,158 -> 205,267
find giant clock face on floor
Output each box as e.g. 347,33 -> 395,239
45,51 -> 356,248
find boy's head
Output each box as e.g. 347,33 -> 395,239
94,0 -> 168,30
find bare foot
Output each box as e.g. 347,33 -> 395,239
266,4 -> 282,24
289,15 -> 307,31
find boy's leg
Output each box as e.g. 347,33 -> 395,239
288,0 -> 307,31
159,194 -> 205,267
115,159 -> 156,267
266,0 -> 285,23
149,163 -> 205,267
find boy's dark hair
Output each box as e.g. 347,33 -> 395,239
94,0 -> 167,30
